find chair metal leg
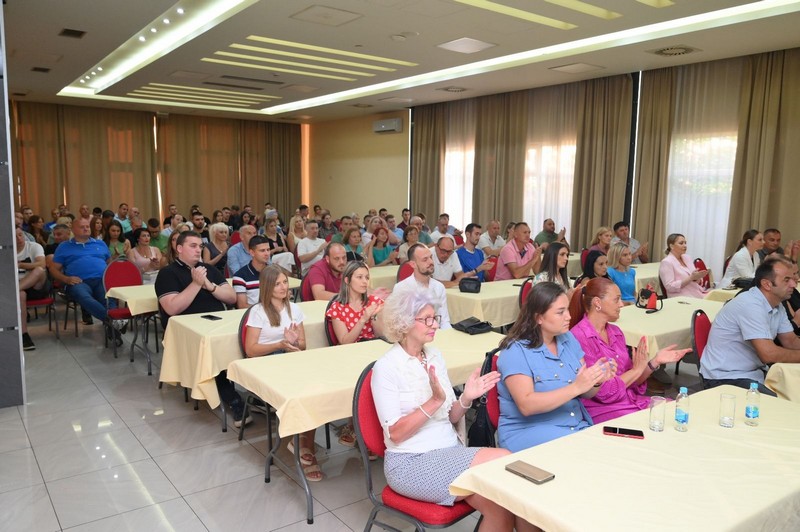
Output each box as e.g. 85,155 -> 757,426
220,402 -> 227,432
325,423 -> 331,449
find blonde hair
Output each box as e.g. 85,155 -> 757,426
607,241 -> 629,271
591,226 -> 613,246
209,222 -> 229,242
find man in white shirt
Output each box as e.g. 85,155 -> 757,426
432,236 -> 466,288
478,220 -> 505,257
430,215 -> 455,245
394,244 -> 451,329
17,228 -> 49,350
297,220 -> 327,276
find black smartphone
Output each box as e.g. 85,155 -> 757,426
505,461 -> 555,484
201,314 -> 223,321
602,426 -> 644,439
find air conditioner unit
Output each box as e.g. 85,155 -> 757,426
372,118 -> 403,133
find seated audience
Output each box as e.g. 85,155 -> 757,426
330,216 -> 353,244
162,203 -> 178,227
306,243 -> 347,301
408,216 -> 433,245
456,223 -> 493,282
611,221 -> 648,264
232,236 -> 271,308
758,228 -> 783,261
497,282 -> 615,452
103,220 -> 130,260
243,264 -> 306,357
574,250 -> 609,288
227,224 -> 257,277
431,236 -> 465,288
478,220 -> 505,258
87,215 -> 104,240
569,278 -> 689,423
146,218 -> 169,254
326,261 -> 384,345
202,223 -> 230,275
658,233 -> 710,298
318,212 -> 338,240
700,256 -> 800,395
127,227 -> 164,274
397,225 -> 420,264
386,214 -> 403,241
429,215 -> 455,244
361,215 -> 384,246
115,203 -> 132,233
44,208 -> 60,231
16,227 -> 50,350
783,262 -> 800,336
27,215 -> 50,246
395,244 -> 452,329
343,227 -> 365,262
262,218 -> 294,272
533,218 -> 568,248
365,227 -> 398,267
296,220 -> 327,276
504,222 -> 515,243
605,242 -> 635,305
190,212 -> 210,242
285,215 -> 307,253
155,232 -> 246,425
161,213 -> 184,238
588,226 -> 613,255
719,229 -> 764,288
533,242 -> 571,292
372,283 -> 535,531
495,222 -> 541,281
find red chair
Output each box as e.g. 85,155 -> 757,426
693,258 -> 712,290
300,275 -> 314,302
679,309 -> 711,376
580,248 -> 590,270
485,256 -> 498,282
453,234 -> 464,246
352,363 -> 476,531
237,307 -> 273,446
518,277 -> 533,309
723,255 -> 732,276
25,281 -> 59,340
231,231 -> 242,245
324,233 -> 333,243
323,299 -> 339,346
103,259 -> 142,360
396,261 -> 414,282
486,349 -> 501,431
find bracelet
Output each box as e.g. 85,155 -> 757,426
418,405 -> 432,419
458,395 -> 471,409
208,284 -> 217,293
647,360 -> 659,371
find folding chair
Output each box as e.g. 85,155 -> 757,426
102,259 -> 141,361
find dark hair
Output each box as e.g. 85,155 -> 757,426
736,229 -> 760,252
568,277 -> 616,329
613,221 -> 629,232
176,231 -> 201,247
340,215 -> 352,222
248,235 -> 269,250
104,220 -> 124,244
299,204 -> 309,210
102,210 -> 115,219
464,223 -> 481,234
373,227 -> 390,247
334,260 -> 370,308
118,203 -> 128,209
132,227 -> 148,245
574,250 -> 608,287
402,208 -> 410,215
501,282 -> 567,349
665,233 -> 684,255
540,242 -> 570,286
147,217 -> 160,229
754,256 -> 793,291
92,207 -> 102,215
408,243 -> 427,261
763,228 -> 780,237
403,224 -> 420,242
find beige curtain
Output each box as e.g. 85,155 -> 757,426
12,102 -> 67,212
410,104 -> 446,218
239,121 -> 301,216
157,114 -> 240,217
632,69 -> 676,259
728,47 -> 800,249
472,92 -> 528,225
61,106 -> 157,216
571,75 -> 633,249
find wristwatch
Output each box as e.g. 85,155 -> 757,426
647,360 -> 659,371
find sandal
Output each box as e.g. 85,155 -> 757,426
338,424 -> 356,447
302,462 -> 324,482
287,439 -> 315,466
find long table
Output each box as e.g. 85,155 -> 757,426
705,287 -> 740,303
369,264 -> 399,291
630,262 -> 663,295
615,296 -> 724,354
446,279 -> 522,327
159,299 -> 329,409
766,363 -> 800,402
450,385 -> 800,531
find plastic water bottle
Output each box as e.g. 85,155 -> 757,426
675,387 -> 689,432
745,382 -> 760,426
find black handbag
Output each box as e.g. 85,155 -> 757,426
467,349 -> 498,447
458,277 -> 481,293
635,287 -> 663,313
452,316 -> 493,335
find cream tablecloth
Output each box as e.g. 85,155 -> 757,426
705,287 -> 741,303
616,296 -> 723,355
567,252 -> 582,279
630,262 -> 663,294
446,279 -> 522,327
766,363 -> 800,402
369,264 -> 399,291
159,299 -> 329,408
227,329 -> 504,437
450,385 -> 800,532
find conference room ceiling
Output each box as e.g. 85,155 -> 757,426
5,0 -> 800,123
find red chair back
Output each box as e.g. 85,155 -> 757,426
518,277 -> 533,309
324,299 -> 339,346
580,248 -> 590,269
486,350 -> 501,430
453,234 -> 464,246
353,363 -> 385,458
693,258 -> 712,289
485,256 -> 498,282
396,261 -> 414,282
103,258 -> 142,291
231,232 -> 242,245
691,309 -> 712,360
325,233 -> 333,243
723,255 -> 732,275
237,306 -> 254,357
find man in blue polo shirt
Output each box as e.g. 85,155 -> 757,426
700,256 -> 800,396
50,217 -> 120,344
456,223 -> 494,282
233,236 -> 271,308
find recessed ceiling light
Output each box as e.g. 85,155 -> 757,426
163,18 -> 170,24
150,28 -> 158,33
549,62 -> 605,73
438,37 -> 496,54
454,0 -> 576,30
138,36 -> 146,42
97,67 -> 103,71
177,8 -> 185,15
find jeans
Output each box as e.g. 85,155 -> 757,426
702,377 -> 777,397
215,371 -> 243,408
66,277 -> 109,321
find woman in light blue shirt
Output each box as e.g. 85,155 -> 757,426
497,282 -> 616,452
606,242 -> 636,304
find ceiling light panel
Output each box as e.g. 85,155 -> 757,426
438,38 -> 497,54
453,0 -> 577,30
544,0 -> 621,20
201,57 -> 359,81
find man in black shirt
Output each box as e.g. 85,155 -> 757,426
155,232 -> 250,427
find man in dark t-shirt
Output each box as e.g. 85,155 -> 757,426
155,231 -> 249,427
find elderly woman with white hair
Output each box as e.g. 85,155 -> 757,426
371,284 -> 537,531
202,222 -> 230,275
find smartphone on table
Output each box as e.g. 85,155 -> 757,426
505,461 -> 555,484
602,426 -> 644,439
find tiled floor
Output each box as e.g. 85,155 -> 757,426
0,316 -> 487,532
1,314 -> 701,532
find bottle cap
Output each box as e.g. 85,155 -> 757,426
679,387 -> 688,394
750,382 -> 759,390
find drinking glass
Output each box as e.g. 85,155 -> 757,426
649,396 -> 666,432
719,393 -> 736,428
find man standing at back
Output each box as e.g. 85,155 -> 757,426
156,232 -> 248,426
495,222 -> 541,281
395,244 -> 451,329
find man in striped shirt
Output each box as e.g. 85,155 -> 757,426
232,236 -> 271,308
